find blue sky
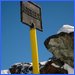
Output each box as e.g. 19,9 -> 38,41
1,1 -> 74,70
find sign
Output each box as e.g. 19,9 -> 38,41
20,1 -> 43,31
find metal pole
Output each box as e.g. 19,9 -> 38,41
30,28 -> 40,74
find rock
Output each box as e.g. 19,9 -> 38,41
2,59 -> 75,74
9,62 -> 32,74
2,60 -> 74,74
40,60 -> 68,74
44,32 -> 74,67
8,60 -> 68,74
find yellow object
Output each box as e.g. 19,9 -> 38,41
30,28 -> 40,74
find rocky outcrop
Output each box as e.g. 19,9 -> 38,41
9,59 -> 68,74
2,59 -> 74,74
40,60 -> 68,74
9,63 -> 32,74
44,25 -> 74,68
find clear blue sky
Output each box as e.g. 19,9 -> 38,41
1,1 -> 74,69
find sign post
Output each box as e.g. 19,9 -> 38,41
30,28 -> 39,73
20,1 -> 42,74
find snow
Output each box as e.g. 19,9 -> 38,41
63,63 -> 74,74
1,70 -> 10,74
57,25 -> 74,34
51,63 -> 60,68
40,61 -> 47,65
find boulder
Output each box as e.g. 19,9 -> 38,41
40,60 -> 68,74
9,60 -> 68,74
44,31 -> 74,67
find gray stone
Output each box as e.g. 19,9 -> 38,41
44,32 -> 74,68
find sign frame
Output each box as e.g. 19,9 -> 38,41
20,1 -> 43,31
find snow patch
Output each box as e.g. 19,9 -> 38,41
57,25 -> 74,34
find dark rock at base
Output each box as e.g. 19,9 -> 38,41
40,60 -> 68,74
9,59 -> 68,74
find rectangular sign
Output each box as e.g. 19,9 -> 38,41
20,1 -> 43,31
